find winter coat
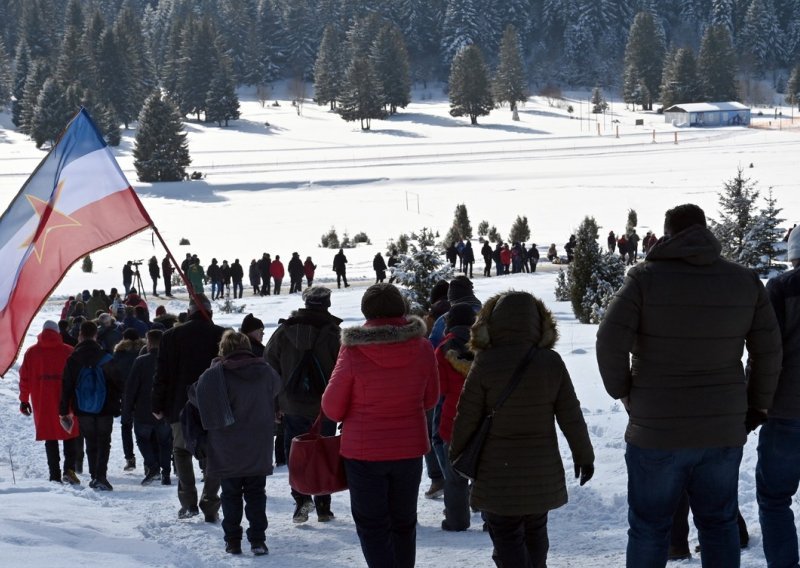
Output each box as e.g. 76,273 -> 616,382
265,308 -> 343,418
124,293 -> 148,313
19,330 -> 78,441
333,251 -> 348,273
304,260 -> 316,280
207,262 -> 222,283
230,261 -> 244,282
60,339 -> 125,417
270,259 -> 285,280
187,263 -> 205,291
123,348 -> 161,426
258,255 -> 271,278
123,263 -> 133,284
481,242 -> 492,263
152,313 -> 226,423
500,248 -> 511,266
97,323 -> 123,353
435,327 -> 473,443
221,263 -> 231,285
121,316 -> 149,339
764,268 -> 800,419
149,259 -> 160,281
463,242 -> 475,263
596,225 -> 782,450
114,338 -> 146,384
162,257 -> 173,281
249,262 -> 261,286
85,293 -> 106,320
288,255 -> 304,279
322,316 -> 439,461
450,292 -> 594,516
373,254 -> 387,272
189,351 -> 281,479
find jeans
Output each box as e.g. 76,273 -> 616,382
134,421 -> 173,474
273,278 -> 282,295
626,443 -> 743,568
495,261 -> 503,276
670,491 -> 749,552
344,457 -> 422,568
121,417 -> 134,460
433,442 -> 470,530
211,280 -> 223,299
757,418 -> 800,568
232,279 -> 243,299
283,414 -> 335,507
290,277 -> 302,293
79,415 -> 114,481
45,438 -> 78,478
221,476 -> 268,544
484,511 -> 548,568
171,422 -> 220,514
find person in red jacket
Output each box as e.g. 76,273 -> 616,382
499,244 -> 512,275
303,256 -> 316,287
270,255 -> 285,295
19,320 -> 81,484
322,283 -> 439,568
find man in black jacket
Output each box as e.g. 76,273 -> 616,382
332,249 -> 349,288
152,293 -> 224,520
161,255 -> 173,297
265,286 -> 342,523
59,320 -> 124,491
230,259 -> 244,299
596,204 -> 782,567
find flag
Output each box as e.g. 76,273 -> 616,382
0,108 -> 152,376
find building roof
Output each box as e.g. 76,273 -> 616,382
663,102 -> 750,113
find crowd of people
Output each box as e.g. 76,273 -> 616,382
16,202 -> 800,568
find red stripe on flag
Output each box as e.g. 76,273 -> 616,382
0,189 -> 150,376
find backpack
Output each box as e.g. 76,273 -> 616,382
180,399 -> 208,460
285,349 -> 327,403
75,353 -> 113,413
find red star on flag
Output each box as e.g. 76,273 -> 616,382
20,181 -> 81,263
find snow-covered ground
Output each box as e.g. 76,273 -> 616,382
0,88 -> 798,566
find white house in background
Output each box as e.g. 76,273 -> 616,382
663,101 -> 751,127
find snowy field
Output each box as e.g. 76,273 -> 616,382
0,87 -> 799,567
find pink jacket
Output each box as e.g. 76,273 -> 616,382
322,316 -> 439,461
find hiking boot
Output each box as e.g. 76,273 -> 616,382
225,541 -> 242,555
49,475 -> 62,484
667,546 -> 691,561
141,468 -> 160,486
316,503 -> 335,522
161,472 -> 172,485
204,511 -> 219,523
292,500 -> 314,523
442,520 -> 469,532
94,478 -> 113,491
63,469 -> 81,485
251,542 -> 269,556
178,506 -> 200,519
424,479 -> 444,499
124,457 -> 136,471
89,478 -> 98,489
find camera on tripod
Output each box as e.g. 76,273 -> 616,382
130,259 -> 143,268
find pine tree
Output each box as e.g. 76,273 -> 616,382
508,215 -> 531,243
337,57 -> 386,130
477,220 -> 489,237
698,25 -> 738,101
449,45 -> 493,125
29,78 -> 70,149
19,60 -> 50,135
622,11 -> 665,111
591,86 -> 608,113
787,64 -> 800,109
739,0 -> 783,72
0,39 -> 10,106
113,1 -> 156,128
284,0 -> 318,78
584,253 -> 626,324
660,47 -> 701,109
709,167 -> 760,263
392,227 -> 454,312
626,209 -> 638,234
205,35 -> 241,127
314,25 -> 345,109
177,16 -> 218,119
493,24 -> 526,120
453,203 -> 472,239
743,188 -> 786,276
254,0 -> 283,85
371,25 -> 411,115
134,91 -> 191,182
11,39 -> 31,127
440,0 -> 481,67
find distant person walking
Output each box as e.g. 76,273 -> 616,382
333,248 -> 349,288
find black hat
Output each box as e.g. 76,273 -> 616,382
303,286 -> 332,309
361,283 -> 407,320
240,313 -> 264,334
430,280 -> 449,305
188,293 -> 212,314
446,303 -> 476,330
447,276 -> 474,303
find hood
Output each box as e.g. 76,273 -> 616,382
114,338 -> 146,354
445,349 -> 473,377
340,316 -> 427,369
646,224 -> 721,266
220,349 -> 268,372
279,308 -> 342,350
38,329 -> 67,348
469,291 -> 558,352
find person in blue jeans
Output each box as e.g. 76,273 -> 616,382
596,204 -> 783,568
758,226 -> 800,567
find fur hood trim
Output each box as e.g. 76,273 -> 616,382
341,315 -> 427,347
445,350 -> 473,376
114,338 -> 146,353
469,291 -> 558,352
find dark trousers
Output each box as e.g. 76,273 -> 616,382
78,415 -> 114,481
283,414 -> 334,507
290,276 -> 302,293
336,270 -> 348,288
164,276 -> 172,296
484,511 -> 549,568
344,457 -> 422,568
171,422 -> 221,514
232,279 -> 243,299
134,421 -> 173,474
121,418 -> 134,460
424,408 -> 442,481
45,438 -> 78,479
221,476 -> 268,545
670,491 -> 748,552
260,276 -> 270,296
274,421 -> 286,465
464,262 -> 473,278
273,278 -> 282,295
433,441 -> 470,530
484,258 -> 491,277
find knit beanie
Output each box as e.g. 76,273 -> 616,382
447,276 -> 474,303
430,280 -> 450,305
446,303 -> 476,330
155,305 -> 167,317
789,226 -> 800,261
303,286 -> 332,309
42,320 -> 59,333
361,283 -> 407,320
240,313 -> 264,334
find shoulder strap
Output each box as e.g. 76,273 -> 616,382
491,345 -> 537,414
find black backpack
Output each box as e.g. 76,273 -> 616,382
285,331 -> 328,403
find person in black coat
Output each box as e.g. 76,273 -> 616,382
373,252 -> 387,283
221,260 -> 231,297
230,259 -> 244,299
288,252 -> 304,294
333,249 -> 349,288
114,329 -> 146,472
152,293 -> 224,520
123,261 -> 133,296
445,242 -> 458,268
387,252 -> 399,283
161,255 -> 173,297
249,260 -> 260,296
148,257 -> 160,297
258,254 -> 271,296
481,241 -> 492,277
208,259 -> 223,300
462,242 -> 474,278
240,313 -> 265,358
607,231 -> 617,254
124,329 -> 173,486
528,244 -> 540,273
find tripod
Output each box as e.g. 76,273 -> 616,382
131,266 -> 146,300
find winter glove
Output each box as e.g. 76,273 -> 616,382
574,463 -> 594,486
19,401 -> 32,416
745,408 -> 768,433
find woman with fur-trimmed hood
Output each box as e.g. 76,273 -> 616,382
322,283 -> 439,568
450,290 -> 594,568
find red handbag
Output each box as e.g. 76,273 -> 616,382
288,413 -> 348,495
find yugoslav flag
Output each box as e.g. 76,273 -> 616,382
0,108 -> 152,376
